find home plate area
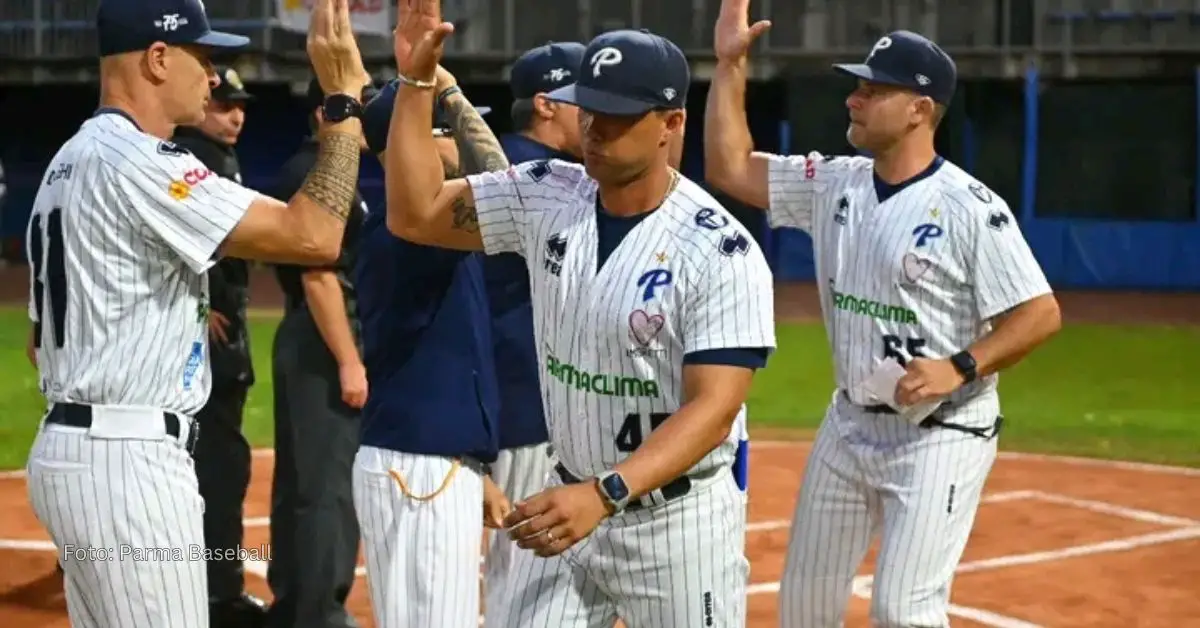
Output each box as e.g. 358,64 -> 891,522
1,441 -> 1198,627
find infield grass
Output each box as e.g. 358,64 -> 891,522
1,307 -> 1197,470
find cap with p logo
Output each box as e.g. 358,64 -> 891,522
97,0 -> 248,57
833,30 -> 957,105
543,29 -> 689,116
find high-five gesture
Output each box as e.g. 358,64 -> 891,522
714,0 -> 772,62
394,0 -> 456,83
307,0 -> 366,96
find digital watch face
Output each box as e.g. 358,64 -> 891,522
602,473 -> 630,502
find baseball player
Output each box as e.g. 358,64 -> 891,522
385,2 -> 776,625
349,78 -> 509,628
22,0 -> 368,626
704,2 -> 1063,625
481,39 -> 584,615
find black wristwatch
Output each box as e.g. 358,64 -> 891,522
322,93 -> 364,123
949,350 -> 978,384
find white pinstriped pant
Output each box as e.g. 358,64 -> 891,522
483,442 -> 556,619
779,402 -> 998,627
486,469 -> 749,628
27,426 -> 208,628
352,446 -> 484,628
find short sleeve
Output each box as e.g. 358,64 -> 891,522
970,202 -> 1052,319
467,159 -> 564,258
682,231 -> 777,355
766,152 -> 865,233
110,149 -> 256,274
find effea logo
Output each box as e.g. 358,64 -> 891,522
590,47 -> 623,77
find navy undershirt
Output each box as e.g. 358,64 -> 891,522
873,155 -> 945,204
594,201 -> 769,370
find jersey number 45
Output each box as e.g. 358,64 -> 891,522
615,412 -> 670,453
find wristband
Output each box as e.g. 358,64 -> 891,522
437,84 -> 462,104
396,72 -> 436,89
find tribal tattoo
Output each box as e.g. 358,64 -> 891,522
442,94 -> 509,175
300,130 -> 362,221
450,194 -> 479,233
440,93 -> 509,233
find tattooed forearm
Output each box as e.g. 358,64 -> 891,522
450,193 -> 479,233
300,130 -> 362,221
442,94 -> 510,174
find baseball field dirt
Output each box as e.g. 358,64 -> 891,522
1,265 -> 1198,626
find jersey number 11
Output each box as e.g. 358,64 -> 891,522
29,207 -> 67,348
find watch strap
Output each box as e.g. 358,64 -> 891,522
322,93 -> 364,123
595,471 -> 631,513
950,350 -> 978,383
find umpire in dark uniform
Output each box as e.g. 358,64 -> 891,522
264,76 -> 376,628
170,66 -> 267,628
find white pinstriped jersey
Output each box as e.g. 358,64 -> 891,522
26,111 -> 256,416
767,153 -> 1051,424
468,160 -> 776,478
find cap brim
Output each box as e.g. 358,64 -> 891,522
832,63 -> 906,88
193,30 -> 250,49
544,84 -> 656,116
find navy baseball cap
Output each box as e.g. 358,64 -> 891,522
510,42 -> 587,99
362,79 -> 492,154
545,30 -> 689,116
97,0 -> 249,57
833,30 -> 957,105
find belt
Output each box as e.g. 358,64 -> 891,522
555,463 -> 691,512
841,391 -> 1003,440
44,403 -> 199,454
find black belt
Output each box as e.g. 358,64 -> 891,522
45,403 -> 199,454
554,463 -> 691,512
843,391 -> 1003,440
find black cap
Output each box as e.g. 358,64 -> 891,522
361,79 -> 492,155
97,0 -> 249,57
833,30 -> 957,105
210,66 -> 253,102
510,42 -> 587,99
544,29 -> 689,116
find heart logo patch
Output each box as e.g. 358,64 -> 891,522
629,309 -> 665,346
902,253 -> 933,283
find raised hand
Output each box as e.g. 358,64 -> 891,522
394,0 -> 456,82
714,0 -> 772,62
307,0 -> 367,96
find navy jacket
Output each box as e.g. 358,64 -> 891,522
484,134 -> 578,449
354,211 -> 500,463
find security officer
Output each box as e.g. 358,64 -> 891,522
265,76 -> 376,628
479,41 -> 585,613
170,65 -> 266,628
